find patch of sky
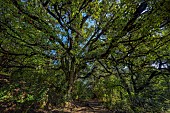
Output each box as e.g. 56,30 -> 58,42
81,12 -> 96,28
106,13 -> 113,19
53,60 -> 59,65
87,17 -> 96,28
56,34 -> 68,44
152,61 -> 168,69
50,50 -> 56,55
55,24 -> 68,44
21,0 -> 28,2
116,0 -> 120,3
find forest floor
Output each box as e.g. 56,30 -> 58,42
34,100 -> 113,113
1,100 -> 113,113
36,100 -> 113,113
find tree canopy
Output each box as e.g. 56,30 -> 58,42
0,0 -> 170,112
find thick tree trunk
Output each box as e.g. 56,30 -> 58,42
66,67 -> 78,100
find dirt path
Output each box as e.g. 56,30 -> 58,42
50,100 -> 113,113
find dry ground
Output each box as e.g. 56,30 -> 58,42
37,100 -> 113,113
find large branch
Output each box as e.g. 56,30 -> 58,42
123,1 -> 147,32
136,71 -> 161,93
12,0 -> 66,50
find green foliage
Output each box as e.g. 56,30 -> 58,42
72,80 -> 94,100
0,0 -> 170,112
